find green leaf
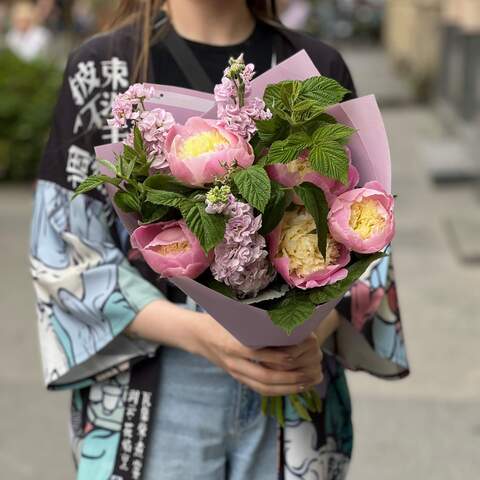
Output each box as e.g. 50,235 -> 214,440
309,252 -> 386,305
299,76 -> 350,107
144,173 -> 192,194
294,182 -> 329,258
288,394 -> 312,421
312,123 -> 356,146
263,82 -> 284,111
268,293 -> 316,335
72,175 -> 121,199
291,102 -> 327,125
274,396 -> 285,427
204,278 -> 236,299
97,158 -> 116,174
263,132 -> 311,165
260,182 -> 289,235
119,145 -> 138,179
308,141 -> 349,184
114,191 -> 141,213
146,189 -> 190,209
280,80 -> 302,108
255,115 -> 290,146
181,203 -> 226,253
133,125 -> 144,153
139,202 -> 170,224
303,114 -> 338,136
233,165 -> 271,213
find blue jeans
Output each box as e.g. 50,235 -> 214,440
143,346 -> 278,480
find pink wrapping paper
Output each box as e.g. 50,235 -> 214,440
93,50 -> 392,347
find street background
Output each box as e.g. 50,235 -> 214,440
1,1 -> 480,479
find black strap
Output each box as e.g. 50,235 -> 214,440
162,26 -> 215,92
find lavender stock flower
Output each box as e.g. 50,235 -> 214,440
214,55 -> 271,140
211,198 -> 275,297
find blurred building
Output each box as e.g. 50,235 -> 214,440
385,0 -> 480,124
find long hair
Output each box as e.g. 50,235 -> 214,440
108,0 -> 279,82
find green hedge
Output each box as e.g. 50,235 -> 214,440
0,50 -> 62,181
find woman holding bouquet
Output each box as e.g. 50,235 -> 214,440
30,1 -> 408,479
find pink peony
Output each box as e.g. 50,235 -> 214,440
327,181 -> 395,254
165,117 -> 254,186
268,208 -> 350,290
266,148 -> 359,204
130,220 -> 212,278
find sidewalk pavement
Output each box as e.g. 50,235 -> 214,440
0,46 -> 479,480
342,46 -> 480,479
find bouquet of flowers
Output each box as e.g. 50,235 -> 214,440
75,52 -> 395,425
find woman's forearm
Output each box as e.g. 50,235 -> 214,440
125,299 -> 206,355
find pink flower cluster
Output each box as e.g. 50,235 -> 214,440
109,84 -> 175,170
211,198 -> 275,297
109,84 -> 156,128
137,108 -> 175,170
214,56 -> 271,140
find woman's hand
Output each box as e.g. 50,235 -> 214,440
128,300 -> 340,397
193,314 -> 324,397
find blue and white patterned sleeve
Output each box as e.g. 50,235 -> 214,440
31,180 -> 165,390
31,40 -> 165,390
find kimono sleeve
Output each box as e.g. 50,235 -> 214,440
31,43 -> 165,390
334,250 -> 409,378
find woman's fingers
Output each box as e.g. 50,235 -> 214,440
281,334 -> 320,360
231,371 -> 312,397
237,334 -> 322,367
262,348 -> 323,371
227,357 -> 319,386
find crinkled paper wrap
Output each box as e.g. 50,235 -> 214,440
95,50 -> 391,347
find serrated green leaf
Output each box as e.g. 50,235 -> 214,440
303,114 -> 338,136
146,189 -> 189,209
309,252 -> 386,305
233,165 -> 271,213
300,76 -> 350,107
114,190 -> 141,213
263,82 -> 285,111
308,141 -> 349,184
181,203 -> 226,253
294,182 -> 329,258
97,158 -> 116,174
291,103 -> 327,125
72,175 -> 121,199
139,202 -> 170,224
312,123 -> 356,145
280,80 -> 302,108
255,115 -> 290,145
264,132 -> 311,166
260,182 -> 289,235
268,294 -> 316,335
143,173 -> 192,194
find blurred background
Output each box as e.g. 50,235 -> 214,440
1,0 -> 479,478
